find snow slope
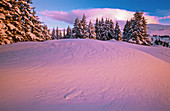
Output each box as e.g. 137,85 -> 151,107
0,39 -> 170,111
148,24 -> 170,36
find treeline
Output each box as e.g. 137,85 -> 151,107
52,10 -> 152,46
51,15 -> 122,41
0,0 -> 154,47
154,39 -> 169,47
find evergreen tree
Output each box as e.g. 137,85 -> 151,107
63,28 -> 66,38
72,17 -> 80,38
123,10 -> 152,45
58,30 -> 62,38
94,18 -> 114,40
81,14 -> 88,38
95,18 -> 100,40
123,20 -> 131,41
104,18 -> 113,40
51,28 -> 56,39
109,19 -> 114,38
88,20 -> 96,39
0,0 -> 50,45
66,25 -> 72,38
56,27 -> 59,39
99,17 -> 106,40
114,22 -> 122,41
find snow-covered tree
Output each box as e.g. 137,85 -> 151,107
72,17 -> 80,38
56,27 -> 59,39
123,10 -> 152,45
72,14 -> 89,39
99,17 -> 106,40
0,0 -> 51,45
88,20 -> 96,39
104,18 -> 114,40
109,19 -> 114,38
123,20 -> 131,41
95,18 -> 100,40
114,22 -> 122,41
81,14 -> 89,38
51,28 -> 56,39
94,17 -> 114,40
58,30 -> 62,38
65,25 -> 72,38
63,28 -> 66,38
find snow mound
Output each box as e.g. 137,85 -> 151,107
0,39 -> 170,111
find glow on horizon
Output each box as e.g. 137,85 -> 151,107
38,8 -> 163,29
31,0 -> 170,29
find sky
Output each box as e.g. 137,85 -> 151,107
31,0 -> 170,29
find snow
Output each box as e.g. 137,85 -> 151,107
0,39 -> 170,111
6,23 -> 16,31
148,24 -> 170,36
0,13 -> 5,20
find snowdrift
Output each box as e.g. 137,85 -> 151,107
0,39 -> 170,111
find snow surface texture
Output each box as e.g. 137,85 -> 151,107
148,24 -> 170,36
0,39 -> 170,111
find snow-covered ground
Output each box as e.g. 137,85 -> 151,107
148,24 -> 170,36
0,39 -> 170,111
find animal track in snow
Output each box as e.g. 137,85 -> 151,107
64,88 -> 83,100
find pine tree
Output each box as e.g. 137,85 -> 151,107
94,18 -> 115,40
56,27 -> 59,39
141,16 -> 152,45
109,19 -> 114,38
72,17 -> 80,38
58,30 -> 62,38
123,10 -> 152,45
99,17 -> 106,40
0,0 -> 51,45
123,20 -> 131,41
95,18 -> 100,40
88,20 -> 96,39
104,18 -> 113,40
81,14 -> 88,38
114,22 -> 122,41
51,28 -> 56,39
63,28 -> 66,38
66,25 -> 72,38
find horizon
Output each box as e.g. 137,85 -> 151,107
31,0 -> 170,29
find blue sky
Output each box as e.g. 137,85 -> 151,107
32,0 -> 170,29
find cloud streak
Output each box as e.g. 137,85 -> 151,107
159,15 -> 170,19
38,8 -> 169,26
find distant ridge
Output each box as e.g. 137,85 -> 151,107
148,24 -> 170,36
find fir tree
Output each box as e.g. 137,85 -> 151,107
114,22 -> 122,41
99,17 -> 106,40
81,14 -> 88,38
88,20 -> 96,39
58,30 -> 62,38
109,19 -> 114,38
123,10 -> 152,45
72,17 -> 80,38
95,18 -> 100,40
94,18 -> 115,40
123,20 -> 130,41
66,25 -> 72,38
63,28 -> 66,38
56,27 -> 59,39
0,0 -> 50,45
51,28 -> 56,39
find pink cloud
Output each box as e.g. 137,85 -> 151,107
38,8 -> 160,25
159,15 -> 170,19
